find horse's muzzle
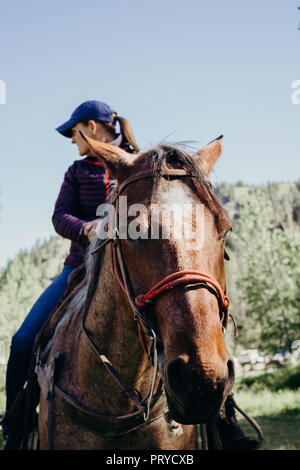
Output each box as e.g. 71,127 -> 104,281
165,356 -> 235,424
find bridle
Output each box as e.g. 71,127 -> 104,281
82,167 -> 232,423
33,162 -> 262,452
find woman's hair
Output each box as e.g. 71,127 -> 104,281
81,113 -> 140,153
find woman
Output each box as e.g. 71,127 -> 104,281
2,100 -> 139,438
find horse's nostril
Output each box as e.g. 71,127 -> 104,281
167,358 -> 189,395
168,358 -> 181,385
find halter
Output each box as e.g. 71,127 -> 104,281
82,168 -> 232,422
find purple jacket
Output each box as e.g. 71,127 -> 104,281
52,156 -> 110,267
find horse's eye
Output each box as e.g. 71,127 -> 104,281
224,249 -> 230,261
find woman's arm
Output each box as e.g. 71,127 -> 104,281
52,164 -> 89,247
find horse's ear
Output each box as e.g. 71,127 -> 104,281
195,135 -> 223,175
79,131 -> 137,179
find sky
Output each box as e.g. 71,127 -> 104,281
0,0 -> 299,267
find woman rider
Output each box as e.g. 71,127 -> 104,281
1,100 -> 258,450
1,100 -> 139,441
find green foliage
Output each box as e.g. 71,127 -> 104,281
217,182 -> 300,355
236,364 -> 300,392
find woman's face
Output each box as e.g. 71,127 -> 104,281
71,120 -> 113,156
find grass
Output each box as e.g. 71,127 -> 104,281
231,364 -> 300,450
234,388 -> 300,450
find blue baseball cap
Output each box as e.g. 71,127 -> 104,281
56,100 -> 116,138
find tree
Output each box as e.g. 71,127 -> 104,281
227,188 -> 300,354
0,236 -> 69,391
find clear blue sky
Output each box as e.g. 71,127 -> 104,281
0,0 -> 299,267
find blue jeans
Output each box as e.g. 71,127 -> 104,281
4,264 -> 76,415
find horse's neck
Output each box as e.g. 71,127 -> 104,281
78,247 -> 151,414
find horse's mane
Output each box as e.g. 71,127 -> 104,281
52,144 -> 228,338
147,143 -> 223,216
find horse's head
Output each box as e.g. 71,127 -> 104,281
80,132 -> 235,424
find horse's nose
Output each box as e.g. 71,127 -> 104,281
167,355 -> 234,400
165,355 -> 235,423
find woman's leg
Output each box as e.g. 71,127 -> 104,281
4,264 -> 76,415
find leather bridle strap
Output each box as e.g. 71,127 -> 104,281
113,239 -> 154,333
80,323 -> 147,413
112,168 -> 193,203
135,271 -> 230,313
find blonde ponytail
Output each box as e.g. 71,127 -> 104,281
113,114 -> 140,153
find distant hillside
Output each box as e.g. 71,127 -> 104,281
0,236 -> 69,341
214,181 -> 300,229
0,236 -> 70,395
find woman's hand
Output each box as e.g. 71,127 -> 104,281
82,219 -> 101,242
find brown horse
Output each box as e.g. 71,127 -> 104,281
37,135 -> 234,450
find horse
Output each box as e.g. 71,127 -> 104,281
36,134 -> 235,450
